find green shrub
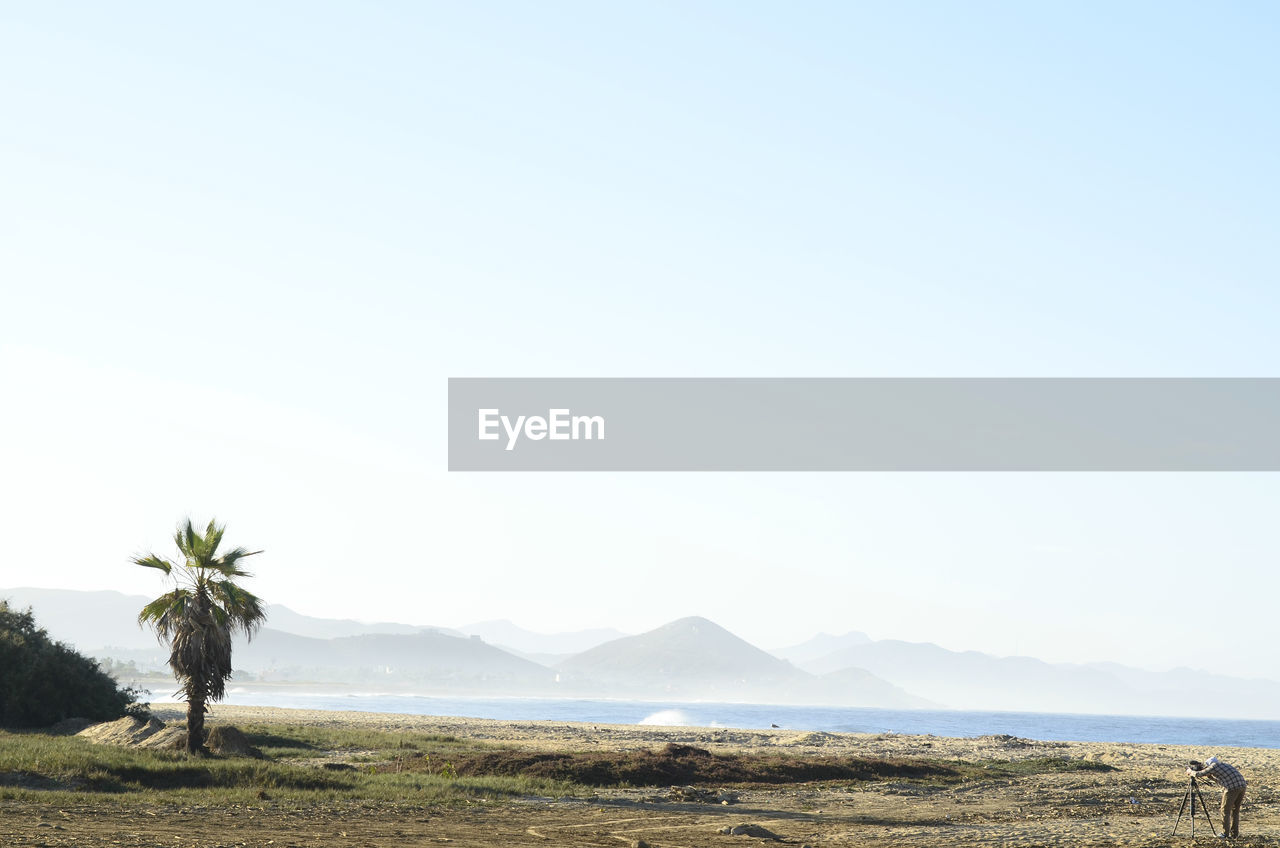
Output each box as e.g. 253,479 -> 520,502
0,600 -> 146,728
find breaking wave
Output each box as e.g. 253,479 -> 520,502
638,708 -> 698,726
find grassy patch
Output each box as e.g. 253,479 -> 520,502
391,742 -> 963,787
233,723 -> 463,760
982,757 -> 1117,776
0,727 -> 568,805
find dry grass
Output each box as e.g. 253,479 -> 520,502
382,741 -> 1031,787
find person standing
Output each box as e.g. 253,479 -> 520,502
1188,756 -> 1247,838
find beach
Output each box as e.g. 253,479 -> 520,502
4,704 -> 1279,847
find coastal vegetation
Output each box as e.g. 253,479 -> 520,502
0,723 -> 564,805
0,718 -> 1117,807
0,601 -> 143,728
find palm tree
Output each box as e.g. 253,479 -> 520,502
135,518 -> 265,754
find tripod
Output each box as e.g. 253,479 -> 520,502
1172,776 -> 1218,839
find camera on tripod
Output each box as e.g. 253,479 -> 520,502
1173,760 -> 1217,838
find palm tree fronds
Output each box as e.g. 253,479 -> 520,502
175,518 -> 200,559
212,579 -> 266,639
132,554 -> 174,575
137,588 -> 191,638
209,546 -> 262,577
204,519 -> 225,557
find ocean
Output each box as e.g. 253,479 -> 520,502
159,690 -> 1280,749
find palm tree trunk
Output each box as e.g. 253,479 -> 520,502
186,697 -> 206,755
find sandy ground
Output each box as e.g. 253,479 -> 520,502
5,704 -> 1280,847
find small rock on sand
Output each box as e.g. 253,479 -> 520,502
718,823 -> 782,840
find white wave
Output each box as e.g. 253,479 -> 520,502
638,708 -> 697,727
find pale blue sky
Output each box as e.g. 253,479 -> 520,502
2,3 -> 1279,677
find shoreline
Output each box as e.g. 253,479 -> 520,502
181,704 -> 1280,774
138,691 -> 1280,749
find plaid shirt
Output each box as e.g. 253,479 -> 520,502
1194,761 -> 1247,790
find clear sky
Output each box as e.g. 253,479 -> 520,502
2,3 -> 1279,679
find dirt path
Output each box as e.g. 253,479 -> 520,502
5,789 -> 1275,848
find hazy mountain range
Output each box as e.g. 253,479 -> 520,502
4,587 -> 1278,719
556,617 -> 930,708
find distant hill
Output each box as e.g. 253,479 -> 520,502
802,639 -> 1127,713
459,619 -> 627,656
259,605 -> 459,640
819,667 -> 935,710
801,640 -> 1280,719
557,616 -> 927,707
85,626 -> 556,687
498,648 -> 575,668
559,616 -> 804,688
0,588 -> 457,651
0,588 -> 161,651
772,631 -> 872,665
232,628 -> 554,686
